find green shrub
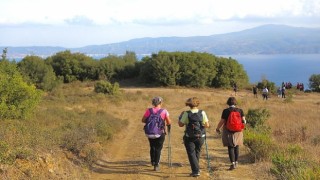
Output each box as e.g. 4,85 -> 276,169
94,81 -> 120,95
0,60 -> 42,119
271,146 -> 320,180
244,129 -> 275,161
312,135 -> 320,146
246,108 -> 270,129
0,140 -> 15,164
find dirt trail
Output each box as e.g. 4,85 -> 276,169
90,88 -> 272,180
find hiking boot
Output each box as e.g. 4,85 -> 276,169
190,172 -> 200,177
229,164 -> 236,170
154,164 -> 160,171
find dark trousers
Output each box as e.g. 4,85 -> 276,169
183,136 -> 204,173
228,145 -> 239,163
148,134 -> 165,165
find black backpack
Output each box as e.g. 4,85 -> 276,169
185,110 -> 205,138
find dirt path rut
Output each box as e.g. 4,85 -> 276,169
90,88 -> 272,180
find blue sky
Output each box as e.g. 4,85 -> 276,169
1,0 -> 319,47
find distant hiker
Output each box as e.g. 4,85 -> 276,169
142,97 -> 171,171
233,83 -> 238,96
300,83 -> 304,91
216,97 -> 246,170
281,86 -> 286,98
252,85 -> 258,98
178,97 -> 210,177
277,87 -> 282,98
262,87 -> 268,100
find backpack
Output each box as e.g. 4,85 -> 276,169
185,110 -> 205,138
226,108 -> 244,132
144,108 -> 165,139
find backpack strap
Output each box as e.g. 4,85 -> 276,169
149,108 -> 164,115
187,110 -> 203,126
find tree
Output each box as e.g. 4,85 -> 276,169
0,60 -> 42,119
212,57 -> 249,88
18,55 -> 61,91
309,74 -> 320,92
1,48 -> 8,61
47,50 -> 98,83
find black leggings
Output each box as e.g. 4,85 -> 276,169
228,145 -> 239,163
148,134 -> 165,165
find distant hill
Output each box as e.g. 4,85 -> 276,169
2,24 -> 320,59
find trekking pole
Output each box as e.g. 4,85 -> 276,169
204,133 -> 212,175
167,125 -> 172,167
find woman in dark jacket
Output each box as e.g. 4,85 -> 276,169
215,97 -> 246,170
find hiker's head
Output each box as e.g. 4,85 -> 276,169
185,97 -> 200,108
227,97 -> 237,106
152,97 -> 163,106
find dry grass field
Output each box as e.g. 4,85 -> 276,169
1,81 -> 319,179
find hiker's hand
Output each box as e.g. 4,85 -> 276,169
216,129 -> 221,134
167,124 -> 171,133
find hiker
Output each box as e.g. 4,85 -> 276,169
277,87 -> 282,98
215,97 -> 246,170
281,86 -> 286,98
142,97 -> 171,171
262,87 -> 268,100
178,97 -> 210,177
252,85 -> 258,98
233,83 -> 238,96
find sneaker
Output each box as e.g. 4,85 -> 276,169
190,172 -> 200,177
154,164 -> 160,171
229,164 -> 236,170
235,161 -> 238,168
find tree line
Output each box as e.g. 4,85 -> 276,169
16,50 -> 250,90
1,48 -> 320,119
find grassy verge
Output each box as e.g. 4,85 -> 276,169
0,81 -> 128,178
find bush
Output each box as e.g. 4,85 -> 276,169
18,55 -> 61,91
0,60 -> 42,119
0,140 -> 15,164
244,129 -> 275,161
271,145 -> 320,180
244,108 -> 275,161
94,81 -> 120,95
246,108 -> 270,129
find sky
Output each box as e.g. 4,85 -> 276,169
1,0 -> 319,48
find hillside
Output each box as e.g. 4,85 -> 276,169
2,81 -> 320,179
3,24 -> 320,59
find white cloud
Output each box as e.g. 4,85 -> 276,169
1,0 -> 319,25
0,0 -> 319,47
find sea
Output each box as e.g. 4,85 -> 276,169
221,54 -> 320,89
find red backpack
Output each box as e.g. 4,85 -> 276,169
226,108 -> 244,132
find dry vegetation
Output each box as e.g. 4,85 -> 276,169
0,81 -> 319,179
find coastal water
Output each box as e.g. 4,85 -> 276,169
224,54 -> 320,88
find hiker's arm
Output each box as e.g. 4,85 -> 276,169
242,116 -> 247,124
142,116 -> 147,123
165,113 -> 171,125
216,119 -> 225,133
178,112 -> 187,127
204,121 -> 210,128
178,120 -> 185,127
203,111 -> 210,128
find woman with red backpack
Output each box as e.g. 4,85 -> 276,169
215,97 -> 246,170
